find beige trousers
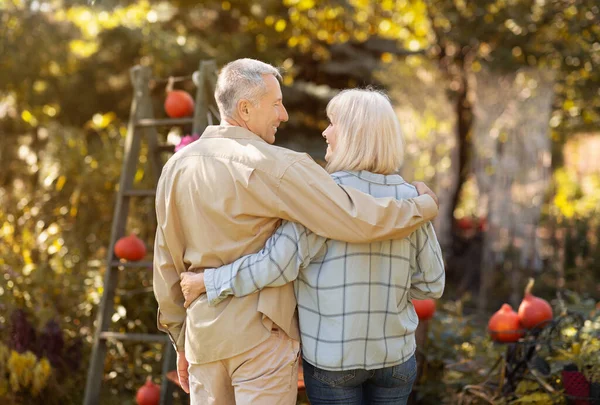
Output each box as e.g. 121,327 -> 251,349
188,327 -> 300,405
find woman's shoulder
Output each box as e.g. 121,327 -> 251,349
330,170 -> 419,198
329,170 -> 357,185
330,170 -> 410,185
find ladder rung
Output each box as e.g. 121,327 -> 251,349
136,118 -> 194,127
99,332 -> 168,343
123,189 -> 156,197
111,260 -> 154,268
115,287 -> 154,297
158,144 -> 175,152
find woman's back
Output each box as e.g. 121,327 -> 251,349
296,170 -> 444,371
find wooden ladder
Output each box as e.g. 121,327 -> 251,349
83,60 -> 219,405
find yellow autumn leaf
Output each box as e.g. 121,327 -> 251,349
56,175 -> 67,191
274,19 -> 287,32
69,40 -> 99,58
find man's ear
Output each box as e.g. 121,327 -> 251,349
237,99 -> 252,122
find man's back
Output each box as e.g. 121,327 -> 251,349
168,127 -> 304,266
155,125 -> 303,364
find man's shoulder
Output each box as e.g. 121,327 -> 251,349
161,135 -> 313,180
240,140 -> 313,177
258,142 -> 311,163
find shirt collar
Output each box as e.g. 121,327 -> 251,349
200,125 -> 265,143
343,170 -> 407,185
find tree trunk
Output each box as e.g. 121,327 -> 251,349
471,68 -> 554,312
449,71 -> 473,231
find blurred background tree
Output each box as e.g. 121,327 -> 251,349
0,0 -> 598,403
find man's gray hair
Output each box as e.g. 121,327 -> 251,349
215,58 -> 282,119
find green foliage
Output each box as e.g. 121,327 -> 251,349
415,300 -> 599,405
0,120 -> 162,401
426,0 -> 600,132
0,315 -> 87,405
0,344 -> 52,403
1,0 -> 598,131
552,168 -> 600,219
542,158 -> 600,297
415,307 -> 502,404
511,389 -> 557,404
0,123 -> 121,323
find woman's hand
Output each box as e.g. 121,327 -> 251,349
180,272 -> 206,308
413,181 -> 439,208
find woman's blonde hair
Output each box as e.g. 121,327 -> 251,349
325,88 -> 404,175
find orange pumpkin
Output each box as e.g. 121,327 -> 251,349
164,90 -> 195,118
114,234 -> 146,261
413,299 -> 436,321
518,278 -> 553,329
136,379 -> 160,405
488,303 -> 522,343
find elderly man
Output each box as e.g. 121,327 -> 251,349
153,58 -> 438,405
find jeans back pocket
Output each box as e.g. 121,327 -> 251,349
305,361 -> 357,387
391,355 -> 417,383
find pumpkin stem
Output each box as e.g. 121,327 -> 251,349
166,76 -> 175,93
524,277 -> 535,296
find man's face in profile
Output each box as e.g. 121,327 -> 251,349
245,74 -> 289,144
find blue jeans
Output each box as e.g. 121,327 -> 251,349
303,355 -> 417,405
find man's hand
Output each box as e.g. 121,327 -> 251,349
176,350 -> 190,393
180,272 -> 206,308
413,181 -> 439,208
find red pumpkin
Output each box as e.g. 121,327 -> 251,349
456,217 -> 474,231
518,278 -> 553,329
413,299 -> 436,321
488,303 -> 522,343
114,233 -> 146,261
164,90 -> 195,118
478,217 -> 488,232
136,379 -> 160,405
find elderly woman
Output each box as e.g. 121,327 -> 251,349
180,88 -> 445,405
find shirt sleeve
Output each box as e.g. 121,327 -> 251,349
409,222 -> 445,300
204,221 -> 326,306
153,224 -> 186,351
276,156 -> 438,243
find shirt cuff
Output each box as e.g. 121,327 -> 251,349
175,322 -> 186,352
414,194 -> 438,221
158,312 -> 185,352
203,268 -> 220,306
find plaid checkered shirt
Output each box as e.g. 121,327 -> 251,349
204,170 -> 445,371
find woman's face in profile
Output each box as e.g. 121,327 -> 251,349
322,120 -> 338,162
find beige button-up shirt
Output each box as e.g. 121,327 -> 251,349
153,125 -> 438,364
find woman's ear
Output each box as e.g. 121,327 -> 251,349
237,99 -> 251,122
